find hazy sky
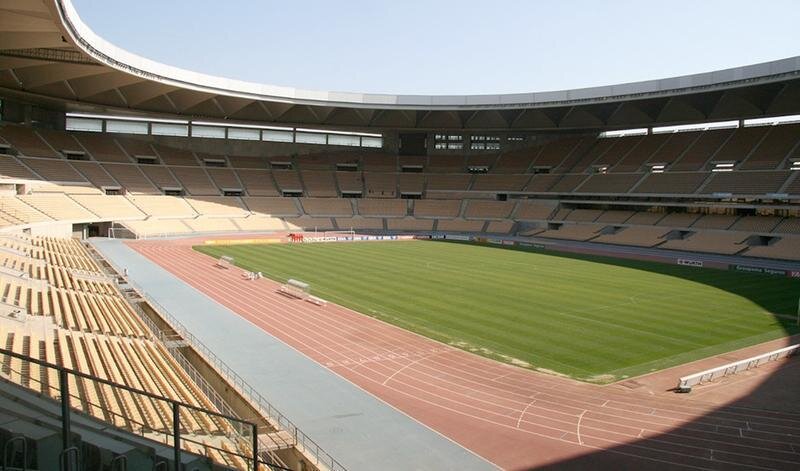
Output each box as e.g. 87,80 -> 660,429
72,0 -> 800,95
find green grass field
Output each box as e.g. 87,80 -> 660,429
195,241 -> 800,383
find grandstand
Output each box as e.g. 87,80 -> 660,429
0,1 -> 799,470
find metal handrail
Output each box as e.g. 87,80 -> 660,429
97,250 -> 347,471
0,348 -> 273,470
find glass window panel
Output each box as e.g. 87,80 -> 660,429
106,120 -> 148,135
360,136 -> 383,148
227,127 -> 260,140
191,125 -> 226,138
328,134 -> 360,146
151,123 -> 188,137
262,130 -> 294,142
65,117 -> 103,132
295,132 -> 326,144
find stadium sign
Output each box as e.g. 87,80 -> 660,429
517,242 -> 547,249
677,259 -> 703,268
788,271 -> 800,278
730,264 -> 787,276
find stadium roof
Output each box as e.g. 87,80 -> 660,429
2,0 -> 800,131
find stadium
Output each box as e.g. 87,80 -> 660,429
0,0 -> 799,470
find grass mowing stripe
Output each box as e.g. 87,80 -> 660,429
196,241 -> 800,382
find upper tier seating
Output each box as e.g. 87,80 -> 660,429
19,195 -> 98,221
300,198 -> 353,217
127,195 -> 197,218
169,167 -> 218,195
336,216 -> 384,230
70,195 -> 145,219
387,217 -> 433,231
206,168 -> 242,191
70,161 -> 119,188
592,226 -> 669,247
364,172 -> 397,198
185,196 -> 249,217
464,200 -> 515,219
713,127 -> 768,164
272,170 -> 303,193
534,137 -> 585,170
102,164 -> 157,193
514,201 -> 556,220
73,133 -> 130,162
701,171 -> 790,195
0,126 -> 59,158
358,199 -> 406,217
536,223 -> 604,241
565,209 -> 603,222
19,158 -> 86,183
427,155 -> 465,173
671,128 -> 733,170
236,169 -> 279,196
633,172 -> 708,194
740,124 -> 800,170
398,173 -> 424,193
646,132 -> 699,166
426,174 -> 471,191
773,218 -> 800,234
140,165 -> 180,190
613,134 -> 669,172
0,155 -> 40,180
242,197 -> 299,216
548,174 -> 591,193
690,214 -> 738,230
656,212 -> 701,228
595,210 -> 635,223
471,174 -> 530,192
301,171 -> 338,197
492,150 -> 534,173
335,171 -> 363,193
153,145 -> 198,166
660,231 -> 749,255
575,173 -> 642,193
414,200 -> 462,218
744,237 -> 800,261
436,219 -> 485,232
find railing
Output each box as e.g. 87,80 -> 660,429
92,243 -> 347,471
0,347 -> 293,471
677,343 -> 799,391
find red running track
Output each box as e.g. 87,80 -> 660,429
131,240 -> 800,471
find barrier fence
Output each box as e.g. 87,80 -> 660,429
677,344 -> 799,391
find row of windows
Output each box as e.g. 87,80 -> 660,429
65,116 -> 383,148
433,133 -> 523,150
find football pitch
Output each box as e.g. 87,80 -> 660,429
195,240 -> 800,382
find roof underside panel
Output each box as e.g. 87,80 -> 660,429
0,0 -> 798,131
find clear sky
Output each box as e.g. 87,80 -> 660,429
72,0 -> 800,96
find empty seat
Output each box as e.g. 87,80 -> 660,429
19,158 -> 86,183
661,231 -> 748,255
236,169 -> 279,196
593,226 -> 669,247
414,200 -> 461,218
300,198 -> 353,216
73,133 -> 130,162
301,171 -> 338,197
575,173 -> 642,193
242,197 -> 299,216
464,200 -> 515,219
169,167 -> 218,195
0,126 -> 59,158
358,199 -> 406,217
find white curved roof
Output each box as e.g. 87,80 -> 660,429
1,0 -> 799,130
58,0 -> 800,109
